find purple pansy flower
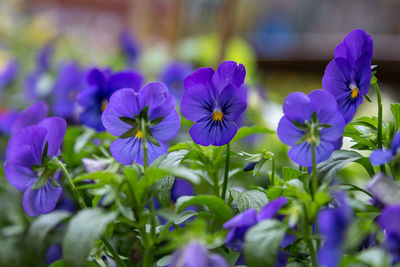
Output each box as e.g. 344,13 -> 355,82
101,83 -> 180,165
277,90 -> 345,167
168,242 -> 228,267
119,30 -> 139,66
11,101 -> 48,134
0,59 -> 19,93
223,197 -> 287,252
4,117 -> 66,216
322,29 -> 373,123
180,61 -> 247,146
52,61 -> 85,121
378,205 -> 400,264
370,132 -> 400,166
159,61 -> 194,100
46,243 -> 63,265
77,68 -> 144,131
317,193 -> 352,267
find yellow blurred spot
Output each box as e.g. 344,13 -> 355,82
135,130 -> 143,139
101,100 -> 108,111
212,110 -> 223,121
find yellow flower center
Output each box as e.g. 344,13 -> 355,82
101,100 -> 108,111
135,130 -> 143,139
351,88 -> 359,99
212,110 -> 223,121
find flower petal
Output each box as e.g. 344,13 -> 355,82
320,111 -> 345,142
87,68 -> 107,87
80,107 -> 104,132
391,132 -> 400,155
379,206 -> 400,235
150,110 -> 180,141
38,117 -> 67,157
4,163 -> 38,191
288,140 -> 334,167
209,254 -> 229,267
138,82 -> 176,120
223,208 -> 257,229
277,116 -> 305,146
257,197 -> 287,221
106,70 -> 144,97
189,116 -> 238,146
334,29 -> 373,66
336,93 -> 363,123
370,149 -> 393,166
22,180 -> 62,217
102,88 -> 140,136
282,92 -> 313,123
212,61 -> 246,92
354,54 -> 372,96
322,57 -> 353,100
217,84 -> 247,121
11,101 -> 48,134
308,90 -> 338,122
181,67 -> 215,121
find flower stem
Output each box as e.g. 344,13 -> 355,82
141,118 -> 149,169
271,157 -> 275,185
221,142 -> 230,201
303,205 -> 318,267
310,142 -> 318,200
55,159 -> 125,267
373,82 -> 386,174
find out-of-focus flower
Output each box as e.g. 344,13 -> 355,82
46,243 -> 63,265
77,68 -> 143,131
378,205 -> 400,264
366,173 -> 400,207
119,30 -> 139,66
181,61 -> 247,146
11,101 -> 48,134
370,132 -> 400,166
82,158 -> 112,173
168,242 -> 228,267
277,90 -> 345,167
0,108 -> 19,135
159,61 -> 193,100
102,83 -> 180,165
317,193 -> 352,267
322,29 -> 373,123
52,62 -> 85,121
4,117 -> 66,216
0,59 -> 19,93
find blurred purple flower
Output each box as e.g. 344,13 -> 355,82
322,29 -> 373,123
101,83 -> 180,165
77,68 -> 143,131
317,193 -> 352,267
168,242 -> 228,267
181,61 -> 247,146
378,205 -> 400,264
119,30 -> 139,66
0,59 -> 19,93
370,132 -> 400,166
277,90 -> 345,167
46,243 -> 63,265
36,43 -> 54,73
0,108 -> 19,135
11,101 -> 48,134
159,61 -> 193,100
52,61 -> 85,121
4,117 -> 66,216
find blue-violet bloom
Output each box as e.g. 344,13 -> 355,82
370,132 -> 400,166
159,61 -> 193,100
11,101 -> 48,134
0,59 -> 19,93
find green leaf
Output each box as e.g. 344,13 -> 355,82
119,116 -> 136,125
75,171 -> 123,182
282,166 -> 306,181
153,175 -> 174,207
244,220 -> 287,267
74,128 -> 95,153
391,103 -> 400,129
49,260 -> 64,267
27,211 -> 71,252
356,248 -> 390,267
63,208 -> 117,267
175,195 -> 233,224
230,190 -> 268,212
317,150 -> 373,185
231,126 -> 273,143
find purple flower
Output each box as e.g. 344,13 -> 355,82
223,197 -> 287,252
159,61 -> 194,100
317,194 -> 352,267
0,108 -> 19,135
11,101 -> 48,134
4,117 -> 66,216
322,29 -> 373,123
378,205 -> 400,264
181,61 -> 247,146
52,61 -> 85,121
36,43 -> 54,73
119,30 -> 139,65
168,242 -> 228,267
77,68 -> 144,131
46,243 -> 63,265
101,83 -> 180,165
0,59 -> 19,92
277,90 -> 345,167
370,132 -> 400,166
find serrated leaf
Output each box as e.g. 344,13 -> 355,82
175,195 -> 233,224
282,166 -> 306,181
231,126 -> 273,143
153,176 -> 174,207
244,220 -> 287,267
230,190 -> 268,212
62,208 -> 117,267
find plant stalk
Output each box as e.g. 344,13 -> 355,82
221,143 -> 230,201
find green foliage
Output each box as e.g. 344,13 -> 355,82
230,189 -> 268,212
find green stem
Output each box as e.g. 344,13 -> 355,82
311,142 -> 318,200
271,157 -> 275,185
141,118 -> 148,169
373,82 -> 386,175
56,159 -> 125,267
303,205 -> 318,267
221,143 -> 230,201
